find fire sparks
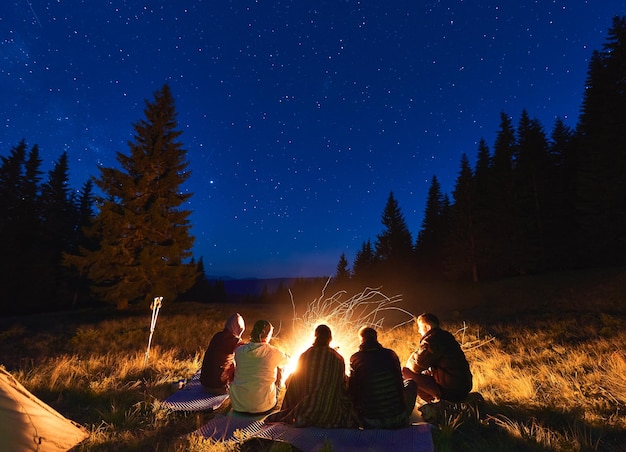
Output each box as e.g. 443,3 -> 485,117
279,281 -> 416,378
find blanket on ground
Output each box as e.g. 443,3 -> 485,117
195,413 -> 434,452
162,370 -> 229,412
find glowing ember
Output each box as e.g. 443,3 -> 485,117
279,281 -> 415,378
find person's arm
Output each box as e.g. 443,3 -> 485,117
274,348 -> 290,388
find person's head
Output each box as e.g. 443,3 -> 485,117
225,313 -> 245,338
417,313 -> 440,336
313,324 -> 332,347
358,326 -> 378,344
251,320 -> 274,343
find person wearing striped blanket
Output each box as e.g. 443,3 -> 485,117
266,324 -> 356,427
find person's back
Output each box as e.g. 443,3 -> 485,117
229,320 -> 289,414
200,313 -> 245,393
348,327 -> 415,429
266,325 -> 355,427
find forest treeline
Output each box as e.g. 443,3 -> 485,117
1,17 -> 625,315
334,16 -> 626,290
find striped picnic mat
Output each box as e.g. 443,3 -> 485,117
196,413 -> 434,452
162,371 -> 229,412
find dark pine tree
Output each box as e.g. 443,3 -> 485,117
575,16 -> 626,267
545,118 -> 577,268
470,139 -> 494,279
415,176 -> 449,280
375,191 -> 414,280
38,152 -> 76,309
65,84 -> 197,309
334,252 -> 351,286
352,239 -> 377,284
0,141 -> 44,313
514,110 -> 552,273
487,111 -> 520,277
181,257 -> 213,302
67,178 -> 96,308
445,154 -> 479,282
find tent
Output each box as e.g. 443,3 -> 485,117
0,366 -> 88,451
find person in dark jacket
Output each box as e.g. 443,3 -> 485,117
199,313 -> 246,393
402,313 -> 472,403
348,326 -> 417,429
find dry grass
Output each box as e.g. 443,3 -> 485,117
1,278 -> 625,451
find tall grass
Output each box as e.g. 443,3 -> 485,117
1,298 -> 625,451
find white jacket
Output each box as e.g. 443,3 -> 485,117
230,342 -> 289,413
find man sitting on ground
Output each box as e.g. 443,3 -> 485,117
348,326 -> 417,429
402,313 -> 473,404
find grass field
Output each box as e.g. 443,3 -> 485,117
1,268 -> 625,451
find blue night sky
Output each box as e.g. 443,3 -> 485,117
2,1 -> 625,278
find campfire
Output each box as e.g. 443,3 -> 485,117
280,281 -> 416,377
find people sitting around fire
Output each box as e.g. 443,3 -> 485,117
266,324 -> 356,427
348,326 -> 417,429
199,313 -> 246,394
402,313 -> 473,404
229,319 -> 289,414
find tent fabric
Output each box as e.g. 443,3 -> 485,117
162,370 -> 230,411
195,413 -> 434,452
0,366 -> 88,452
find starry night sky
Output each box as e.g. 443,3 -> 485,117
2,1 -> 625,279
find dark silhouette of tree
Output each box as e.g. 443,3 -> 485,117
40,152 -> 74,251
415,177 -> 449,280
470,139 -> 493,278
375,191 -> 413,275
575,16 -> 626,266
66,178 -> 96,308
445,154 -> 479,282
487,112 -> 520,276
180,257 -> 213,302
334,252 -> 351,287
514,110 -> 552,273
546,118 -> 577,267
352,239 -> 377,284
65,84 -> 197,309
0,142 -> 45,312
36,152 -> 76,309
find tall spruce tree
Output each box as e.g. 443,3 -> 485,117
334,252 -> 351,285
415,176 -> 449,280
375,192 -> 414,274
514,110 -> 551,273
445,154 -> 479,281
488,112 -> 519,276
471,139 -> 493,278
546,118 -> 576,267
0,142 -> 45,312
352,239 -> 377,284
65,85 -> 197,309
37,152 -> 76,309
576,16 -> 626,266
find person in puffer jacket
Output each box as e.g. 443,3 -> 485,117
348,327 -> 417,429
200,313 -> 246,394
402,313 -> 473,403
